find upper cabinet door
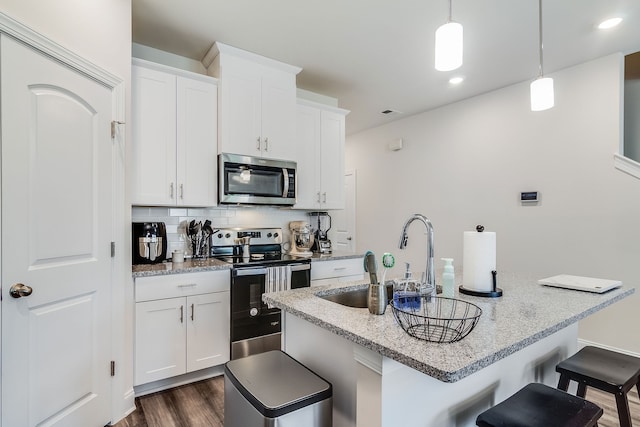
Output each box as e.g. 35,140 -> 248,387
293,101 -> 349,210
295,103 -> 322,209
260,68 -> 297,160
218,57 -> 263,157
132,60 -> 218,207
132,65 -> 177,205
211,43 -> 301,160
176,76 -> 218,207
319,110 -> 346,209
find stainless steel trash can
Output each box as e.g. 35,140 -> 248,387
224,350 -> 332,427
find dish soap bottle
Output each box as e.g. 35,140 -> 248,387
393,263 -> 420,310
441,258 -> 455,298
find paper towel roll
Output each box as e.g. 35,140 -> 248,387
462,231 -> 496,292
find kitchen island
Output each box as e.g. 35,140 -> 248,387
263,272 -> 634,427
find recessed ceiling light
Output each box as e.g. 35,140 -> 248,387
449,76 -> 464,85
598,17 -> 622,29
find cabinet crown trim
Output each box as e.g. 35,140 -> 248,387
297,98 -> 350,115
132,57 -> 218,84
204,42 -> 302,75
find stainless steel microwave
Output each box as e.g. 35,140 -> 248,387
219,153 -> 297,206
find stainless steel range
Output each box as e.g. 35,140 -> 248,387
210,228 -> 311,360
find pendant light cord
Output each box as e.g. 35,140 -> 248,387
538,0 -> 544,78
448,0 -> 453,22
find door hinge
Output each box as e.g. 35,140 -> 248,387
111,120 -> 125,139
111,361 -> 115,377
111,242 -> 116,258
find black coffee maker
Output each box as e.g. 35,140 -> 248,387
132,222 -> 167,264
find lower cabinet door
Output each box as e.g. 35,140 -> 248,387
186,291 -> 230,372
135,297 -> 187,386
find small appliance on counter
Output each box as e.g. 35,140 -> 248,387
309,211 -> 332,254
132,222 -> 167,264
288,221 -> 314,257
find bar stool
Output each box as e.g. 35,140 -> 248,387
476,383 -> 602,427
556,346 -> 640,427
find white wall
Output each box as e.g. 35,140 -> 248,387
0,1 -> 134,423
346,53 -> 640,353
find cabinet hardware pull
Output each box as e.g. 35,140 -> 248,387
191,303 -> 195,321
334,267 -> 347,271
264,137 -> 268,151
256,137 -> 261,150
180,305 -> 184,323
317,192 -> 321,203
323,192 -> 327,203
177,283 -> 197,288
170,182 -> 174,199
180,184 -> 184,199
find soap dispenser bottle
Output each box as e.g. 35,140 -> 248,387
393,263 -> 420,309
441,258 -> 455,298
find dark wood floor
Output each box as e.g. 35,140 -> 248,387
115,375 -> 639,427
115,376 -> 224,427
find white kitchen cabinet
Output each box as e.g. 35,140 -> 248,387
295,100 -> 349,209
311,258 -> 364,286
132,59 -> 218,206
207,42 -> 301,160
134,270 -> 230,386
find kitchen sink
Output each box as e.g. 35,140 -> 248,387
318,284 -> 394,308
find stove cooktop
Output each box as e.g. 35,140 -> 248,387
213,253 -> 311,267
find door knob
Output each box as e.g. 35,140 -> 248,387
10,283 -> 33,298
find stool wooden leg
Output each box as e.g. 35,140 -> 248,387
558,374 -> 570,391
577,382 -> 587,398
614,392 -> 632,427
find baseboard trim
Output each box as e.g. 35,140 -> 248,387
134,365 -> 225,397
577,338 -> 640,358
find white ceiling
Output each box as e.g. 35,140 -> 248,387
132,0 -> 640,135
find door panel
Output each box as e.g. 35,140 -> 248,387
134,298 -> 186,386
30,85 -> 95,263
334,170 -> 357,252
186,291 -> 230,372
1,35 -> 113,427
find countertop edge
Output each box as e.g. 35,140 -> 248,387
264,283 -> 635,382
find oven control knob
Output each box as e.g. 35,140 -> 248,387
267,232 -> 272,238
217,233 -> 223,238
273,232 -> 279,238
225,233 -> 231,238
249,307 -> 259,317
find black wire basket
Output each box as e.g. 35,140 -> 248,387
390,296 -> 482,343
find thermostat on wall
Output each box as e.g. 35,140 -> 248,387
520,191 -> 539,203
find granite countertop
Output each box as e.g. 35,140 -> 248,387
132,258 -> 231,277
262,272 -> 635,383
132,251 -> 362,277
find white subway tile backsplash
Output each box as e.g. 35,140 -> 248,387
169,208 -> 188,217
131,205 -> 310,252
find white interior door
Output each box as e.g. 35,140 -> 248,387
1,35 -> 113,427
333,170 -> 357,252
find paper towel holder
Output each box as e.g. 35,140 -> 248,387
459,270 -> 503,298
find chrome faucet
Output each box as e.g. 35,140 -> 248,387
398,214 -> 435,293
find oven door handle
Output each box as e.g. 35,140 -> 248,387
289,263 -> 311,272
234,267 -> 268,277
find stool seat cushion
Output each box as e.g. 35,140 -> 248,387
476,383 -> 602,427
556,346 -> 640,392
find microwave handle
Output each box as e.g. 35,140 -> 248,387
282,168 -> 289,197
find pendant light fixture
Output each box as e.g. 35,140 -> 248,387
435,0 -> 463,71
530,0 -> 554,111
